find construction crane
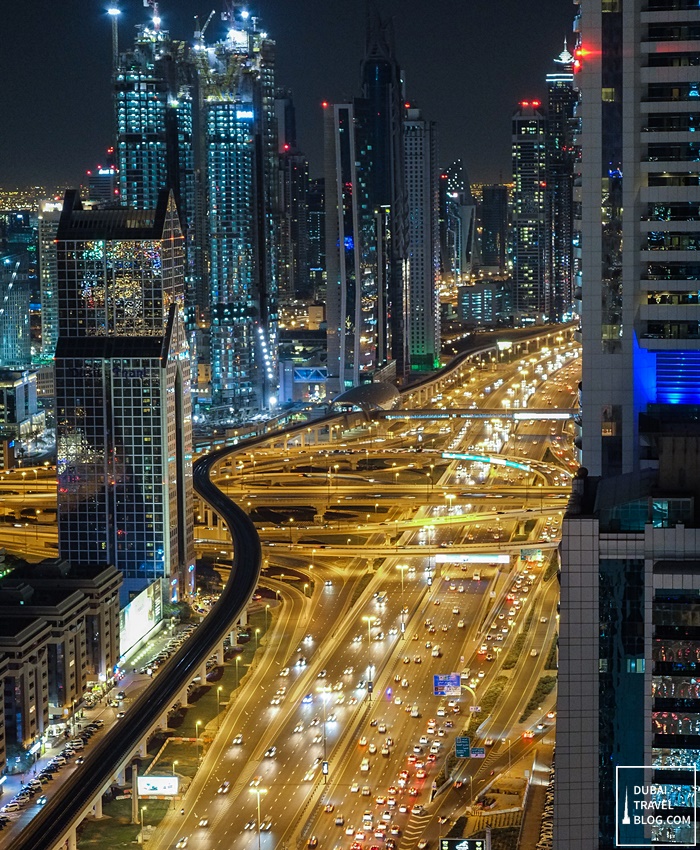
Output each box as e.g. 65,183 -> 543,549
194,9 -> 216,46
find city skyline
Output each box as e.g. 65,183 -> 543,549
0,0 -> 575,188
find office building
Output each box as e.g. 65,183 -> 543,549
546,47 -> 578,322
556,2 -> 700,848
0,255 -> 32,370
54,190 -> 194,605
38,209 -> 61,361
404,108 -> 440,371
195,8 -> 279,414
479,185 -> 509,275
512,101 -> 548,321
457,281 -> 499,326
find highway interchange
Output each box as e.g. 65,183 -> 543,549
149,336 -> 579,850
0,333 -> 580,850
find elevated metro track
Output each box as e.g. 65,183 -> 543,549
7,446 -> 264,850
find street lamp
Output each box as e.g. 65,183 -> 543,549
288,517 -> 294,547
196,720 -> 202,761
235,655 -> 241,687
249,787 -> 267,850
303,583 -> 309,597
396,565 -> 408,639
255,628 -> 260,650
318,687 -> 329,783
362,616 -> 374,700
265,604 -> 270,628
172,760 -> 178,776
217,686 -> 223,729
140,805 -> 147,843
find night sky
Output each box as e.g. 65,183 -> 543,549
0,0 -> 575,189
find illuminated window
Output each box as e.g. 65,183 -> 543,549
602,88 -> 616,102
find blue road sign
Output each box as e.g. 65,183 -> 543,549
433,673 -> 461,697
455,737 -> 471,758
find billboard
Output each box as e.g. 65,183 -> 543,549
433,674 -> 461,697
120,579 -> 163,656
137,776 -> 179,797
438,840 -> 486,850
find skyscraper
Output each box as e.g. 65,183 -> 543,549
276,89 -> 311,302
545,46 -> 578,322
325,2 -> 410,392
38,210 -> 61,362
439,160 -> 476,291
479,184 -> 509,275
511,101 -> 548,321
404,108 -> 440,371
556,2 -> 700,847
324,100 -> 376,391
54,190 -> 194,605
195,8 -> 279,414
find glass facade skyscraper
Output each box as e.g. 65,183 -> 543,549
196,11 -> 279,415
54,190 -> 194,605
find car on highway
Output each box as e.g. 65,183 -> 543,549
175,839 -> 188,849
217,781 -> 230,794
264,746 -> 277,758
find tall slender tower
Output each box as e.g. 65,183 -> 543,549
361,2 -> 410,380
546,46 -> 578,322
54,190 -> 194,605
195,7 -> 279,415
556,2 -> 700,848
404,108 -> 440,371
512,101 -> 548,321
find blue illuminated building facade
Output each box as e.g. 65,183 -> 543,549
54,191 -> 194,605
556,2 -> 700,848
196,9 -> 279,414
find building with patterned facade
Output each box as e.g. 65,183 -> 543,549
54,190 -> 194,605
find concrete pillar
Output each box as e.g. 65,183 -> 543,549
229,629 -> 236,646
216,642 -> 224,666
131,760 -> 139,824
67,826 -> 78,850
115,767 -> 126,786
199,662 -> 207,683
93,794 -> 103,819
238,609 -> 248,628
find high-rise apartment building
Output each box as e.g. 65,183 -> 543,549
556,2 -> 700,848
546,47 -> 578,322
0,256 -> 31,369
404,108 -> 440,371
512,102 -> 548,321
54,190 -> 194,605
195,9 -> 279,414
